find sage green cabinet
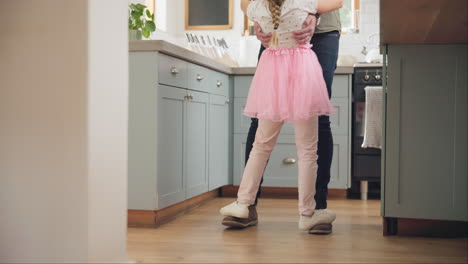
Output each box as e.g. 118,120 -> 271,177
184,90 -> 209,199
128,52 -> 230,211
157,85 -> 209,207
208,94 -> 230,190
383,44 -> 467,221
157,85 -> 186,208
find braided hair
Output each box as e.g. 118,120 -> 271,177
267,0 -> 283,29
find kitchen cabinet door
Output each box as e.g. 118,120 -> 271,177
185,90 -> 209,199
384,44 -> 467,221
157,85 -> 186,208
328,135 -> 349,189
208,94 -> 229,190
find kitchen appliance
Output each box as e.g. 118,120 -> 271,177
350,63 -> 383,199
361,33 -> 383,63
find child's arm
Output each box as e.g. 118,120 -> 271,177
317,0 -> 343,14
241,0 -> 251,14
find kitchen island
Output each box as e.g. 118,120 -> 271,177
380,0 -> 467,236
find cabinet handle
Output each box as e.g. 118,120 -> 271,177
196,74 -> 204,81
188,94 -> 193,100
170,66 -> 179,74
216,80 -> 222,87
225,100 -> 230,104
283,157 -> 297,165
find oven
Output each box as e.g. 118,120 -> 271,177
350,63 -> 383,199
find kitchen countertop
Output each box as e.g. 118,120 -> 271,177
130,40 -> 355,75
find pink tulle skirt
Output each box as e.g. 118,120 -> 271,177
243,44 -> 335,122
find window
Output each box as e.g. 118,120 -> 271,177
340,0 -> 360,33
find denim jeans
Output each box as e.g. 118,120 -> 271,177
245,30 -> 340,209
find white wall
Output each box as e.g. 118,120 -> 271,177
339,0 -> 380,62
87,0 -> 129,261
0,0 -> 128,262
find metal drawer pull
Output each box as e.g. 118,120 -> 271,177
283,157 -> 297,165
170,66 -> 179,74
225,100 -> 230,104
216,80 -> 222,87
196,74 -> 204,81
184,94 -> 193,100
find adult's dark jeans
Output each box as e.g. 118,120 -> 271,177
245,30 -> 340,209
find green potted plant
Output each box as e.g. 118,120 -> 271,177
128,3 -> 156,40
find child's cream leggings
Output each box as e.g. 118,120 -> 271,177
237,116 -> 319,216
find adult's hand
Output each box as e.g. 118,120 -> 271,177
254,22 -> 272,48
292,14 -> 317,45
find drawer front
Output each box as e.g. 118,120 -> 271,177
331,75 -> 349,98
158,53 -> 188,89
234,76 -> 253,98
188,63 -> 210,93
208,70 -> 229,96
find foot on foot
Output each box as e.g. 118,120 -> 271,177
220,201 -> 250,218
222,205 -> 258,228
299,209 -> 336,234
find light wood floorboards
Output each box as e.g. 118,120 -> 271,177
128,198 -> 468,263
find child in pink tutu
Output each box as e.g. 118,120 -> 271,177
220,0 -> 343,231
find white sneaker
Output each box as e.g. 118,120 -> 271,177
298,209 -> 336,231
220,201 -> 249,218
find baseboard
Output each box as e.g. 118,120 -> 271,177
128,209 -> 158,228
220,185 -> 347,199
128,189 -> 219,228
383,217 -> 468,237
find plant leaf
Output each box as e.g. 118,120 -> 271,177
142,27 -> 150,38
136,4 -> 145,10
145,21 -> 156,32
131,11 -> 140,20
146,9 -> 151,19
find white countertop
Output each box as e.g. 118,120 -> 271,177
130,40 -> 355,75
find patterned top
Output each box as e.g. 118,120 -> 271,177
247,0 -> 318,48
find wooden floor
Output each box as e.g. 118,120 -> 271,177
128,198 -> 468,263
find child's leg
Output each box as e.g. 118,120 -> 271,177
294,116 -> 319,216
237,119 -> 283,205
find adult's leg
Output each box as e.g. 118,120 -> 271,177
310,32 -> 340,209
238,119 -> 283,205
294,117 -> 319,216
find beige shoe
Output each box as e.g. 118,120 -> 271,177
222,205 -> 258,228
220,201 -> 249,218
299,209 -> 336,232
